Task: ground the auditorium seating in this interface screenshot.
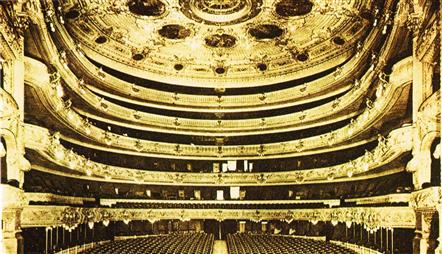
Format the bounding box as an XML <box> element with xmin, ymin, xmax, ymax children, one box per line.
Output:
<box><xmin>112</xmin><ymin>202</ymin><xmax>327</xmax><ymax>210</ymax></box>
<box><xmin>82</xmin><ymin>232</ymin><xmax>214</xmax><ymax>254</ymax></box>
<box><xmin>227</xmin><ymin>233</ymin><xmax>356</xmax><ymax>254</ymax></box>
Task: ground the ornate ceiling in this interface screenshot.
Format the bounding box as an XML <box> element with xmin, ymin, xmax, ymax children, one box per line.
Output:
<box><xmin>9</xmin><ymin>0</ymin><xmax>413</xmax><ymax>186</ymax></box>
<box><xmin>60</xmin><ymin>0</ymin><xmax>371</xmax><ymax>87</ymax></box>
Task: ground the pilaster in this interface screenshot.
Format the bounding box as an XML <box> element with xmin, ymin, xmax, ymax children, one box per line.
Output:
<box><xmin>411</xmin><ymin>187</ymin><xmax>441</xmax><ymax>254</ymax></box>
<box><xmin>0</xmin><ymin>185</ymin><xmax>26</xmax><ymax>254</ymax></box>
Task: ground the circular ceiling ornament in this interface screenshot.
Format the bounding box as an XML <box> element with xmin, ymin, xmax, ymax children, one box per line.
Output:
<box><xmin>256</xmin><ymin>63</ymin><xmax>268</xmax><ymax>71</ymax></box>
<box><xmin>214</xmin><ymin>66</ymin><xmax>227</xmax><ymax>75</ymax></box>
<box><xmin>179</xmin><ymin>0</ymin><xmax>262</xmax><ymax>25</ymax></box>
<box><xmin>249</xmin><ymin>24</ymin><xmax>284</xmax><ymax>40</ymax></box>
<box><xmin>65</xmin><ymin>9</ymin><xmax>81</xmax><ymax>19</ymax></box>
<box><xmin>128</xmin><ymin>0</ymin><xmax>166</xmax><ymax>16</ymax></box>
<box><xmin>158</xmin><ymin>24</ymin><xmax>192</xmax><ymax>40</ymax></box>
<box><xmin>174</xmin><ymin>63</ymin><xmax>184</xmax><ymax>71</ymax></box>
<box><xmin>132</xmin><ymin>53</ymin><xmax>145</xmax><ymax>61</ymax></box>
<box><xmin>95</xmin><ymin>35</ymin><xmax>108</xmax><ymax>44</ymax></box>
<box><xmin>296</xmin><ymin>52</ymin><xmax>309</xmax><ymax>62</ymax></box>
<box><xmin>205</xmin><ymin>33</ymin><xmax>237</xmax><ymax>48</ymax></box>
<box><xmin>332</xmin><ymin>36</ymin><xmax>345</xmax><ymax>46</ymax></box>
<box><xmin>274</xmin><ymin>0</ymin><xmax>313</xmax><ymax>17</ymax></box>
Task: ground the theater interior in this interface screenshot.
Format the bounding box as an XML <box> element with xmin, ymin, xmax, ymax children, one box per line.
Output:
<box><xmin>0</xmin><ymin>0</ymin><xmax>440</xmax><ymax>253</ymax></box>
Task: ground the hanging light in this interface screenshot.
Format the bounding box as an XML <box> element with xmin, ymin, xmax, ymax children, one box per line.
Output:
<box><xmin>103</xmin><ymin>132</ymin><xmax>112</xmax><ymax>146</ymax></box>
<box><xmin>362</xmin><ymin>162</ymin><xmax>369</xmax><ymax>172</ymax></box>
<box><xmin>88</xmin><ymin>221</ymin><xmax>94</xmax><ymax>229</ymax></box>
<box><xmin>56</xmin><ymin>84</ymin><xmax>64</xmax><ymax>97</ymax></box>
<box><xmin>54</xmin><ymin>148</ymin><xmax>65</xmax><ymax>160</ymax></box>
<box><xmin>327</xmin><ymin>172</ymin><xmax>334</xmax><ymax>181</ymax></box>
<box><xmin>102</xmin><ymin>220</ymin><xmax>110</xmax><ymax>227</ymax></box>
<box><xmin>68</xmin><ymin>157</ymin><xmax>78</xmax><ymax>169</ymax></box>
<box><xmin>0</xmin><ymin>142</ymin><xmax>6</xmax><ymax>157</ymax></box>
<box><xmin>331</xmin><ymin>220</ymin><xmax>338</xmax><ymax>226</ymax></box>
<box><xmin>66</xmin><ymin>109</ymin><xmax>75</xmax><ymax>121</ymax></box>
<box><xmin>49</xmin><ymin>22</ymin><xmax>55</xmax><ymax>32</ymax></box>
<box><xmin>123</xmin><ymin>219</ymin><xmax>131</xmax><ymax>225</ymax></box>
<box><xmin>310</xmin><ymin>220</ymin><xmax>319</xmax><ymax>225</ymax></box>
<box><xmin>84</xmin><ymin>125</ymin><xmax>91</xmax><ymax>135</ymax></box>
<box><xmin>98</xmin><ymin>67</ymin><xmax>105</xmax><ymax>80</ymax></box>
<box><xmin>345</xmin><ymin>221</ymin><xmax>352</xmax><ymax>228</ymax></box>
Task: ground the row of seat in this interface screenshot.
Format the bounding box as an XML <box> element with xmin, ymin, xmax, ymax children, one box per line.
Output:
<box><xmin>227</xmin><ymin>233</ymin><xmax>357</xmax><ymax>254</ymax></box>
<box><xmin>112</xmin><ymin>202</ymin><xmax>327</xmax><ymax>209</ymax></box>
<box><xmin>81</xmin><ymin>232</ymin><xmax>214</xmax><ymax>254</ymax></box>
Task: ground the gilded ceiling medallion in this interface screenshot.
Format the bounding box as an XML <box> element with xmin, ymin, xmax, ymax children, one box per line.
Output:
<box><xmin>158</xmin><ymin>24</ymin><xmax>192</xmax><ymax>39</ymax></box>
<box><xmin>179</xmin><ymin>0</ymin><xmax>262</xmax><ymax>25</ymax></box>
<box><xmin>205</xmin><ymin>33</ymin><xmax>237</xmax><ymax>48</ymax></box>
<box><xmin>249</xmin><ymin>24</ymin><xmax>284</xmax><ymax>40</ymax></box>
<box><xmin>94</xmin><ymin>35</ymin><xmax>108</xmax><ymax>44</ymax></box>
<box><xmin>274</xmin><ymin>0</ymin><xmax>313</xmax><ymax>17</ymax></box>
<box><xmin>332</xmin><ymin>36</ymin><xmax>345</xmax><ymax>46</ymax></box>
<box><xmin>214</xmin><ymin>66</ymin><xmax>227</xmax><ymax>75</ymax></box>
<box><xmin>296</xmin><ymin>52</ymin><xmax>309</xmax><ymax>61</ymax></box>
<box><xmin>174</xmin><ymin>63</ymin><xmax>185</xmax><ymax>71</ymax></box>
<box><xmin>256</xmin><ymin>63</ymin><xmax>267</xmax><ymax>71</ymax></box>
<box><xmin>132</xmin><ymin>53</ymin><xmax>145</xmax><ymax>61</ymax></box>
<box><xmin>128</xmin><ymin>0</ymin><xmax>166</xmax><ymax>16</ymax></box>
<box><xmin>65</xmin><ymin>9</ymin><xmax>81</xmax><ymax>20</ymax></box>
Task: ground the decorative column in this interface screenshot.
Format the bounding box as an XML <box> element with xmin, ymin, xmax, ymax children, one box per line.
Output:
<box><xmin>405</xmin><ymin>0</ymin><xmax>440</xmax><ymax>191</ymax></box>
<box><xmin>0</xmin><ymin>185</ymin><xmax>26</xmax><ymax>254</ymax></box>
<box><xmin>435</xmin><ymin>200</ymin><xmax>442</xmax><ymax>254</ymax></box>
<box><xmin>411</xmin><ymin>187</ymin><xmax>441</xmax><ymax>254</ymax></box>
<box><xmin>0</xmin><ymin>0</ymin><xmax>31</xmax><ymax>189</ymax></box>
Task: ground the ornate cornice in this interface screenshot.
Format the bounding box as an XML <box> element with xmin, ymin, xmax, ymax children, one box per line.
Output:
<box><xmin>26</xmin><ymin>193</ymin><xmax>412</xmax><ymax>208</ymax></box>
<box><xmin>0</xmin><ymin>4</ymin><xmax>25</xmax><ymax>60</ymax></box>
<box><xmin>345</xmin><ymin>193</ymin><xmax>411</xmax><ymax>205</ymax></box>
<box><xmin>44</xmin><ymin>0</ymin><xmax>381</xmax><ymax>87</ymax></box>
<box><xmin>416</xmin><ymin>90</ymin><xmax>441</xmax><ymax>143</ymax></box>
<box><xmin>0</xmin><ymin>184</ymin><xmax>27</xmax><ymax>208</ymax></box>
<box><xmin>415</xmin><ymin>14</ymin><xmax>439</xmax><ymax>62</ymax></box>
<box><xmin>20</xmin><ymin>205</ymin><xmax>416</xmax><ymax>229</ymax></box>
<box><xmin>24</xmin><ymin>63</ymin><xmax>411</xmax><ymax>159</ymax></box>
<box><xmin>25</xmin><ymin>124</ymin><xmax>411</xmax><ymax>185</ymax></box>
<box><xmin>40</xmin><ymin>0</ymin><xmax>396</xmax><ymax>112</ymax></box>
<box><xmin>24</xmin><ymin>56</ymin><xmax>363</xmax><ymax>137</ymax></box>
<box><xmin>410</xmin><ymin>187</ymin><xmax>441</xmax><ymax>209</ymax></box>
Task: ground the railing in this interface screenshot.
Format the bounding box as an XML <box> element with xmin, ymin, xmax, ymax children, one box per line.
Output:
<box><xmin>25</xmin><ymin>192</ymin><xmax>95</xmax><ymax>206</ymax></box>
<box><xmin>24</xmin><ymin>124</ymin><xmax>411</xmax><ymax>185</ymax></box>
<box><xmin>54</xmin><ymin>240</ymin><xmax>110</xmax><ymax>254</ymax></box>
<box><xmin>100</xmin><ymin>198</ymin><xmax>341</xmax><ymax>207</ymax></box>
<box><xmin>20</xmin><ymin>205</ymin><xmax>416</xmax><ymax>229</ymax></box>
<box><xmin>331</xmin><ymin>241</ymin><xmax>383</xmax><ymax>254</ymax></box>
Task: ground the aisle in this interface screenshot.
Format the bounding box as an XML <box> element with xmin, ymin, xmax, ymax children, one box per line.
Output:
<box><xmin>213</xmin><ymin>240</ymin><xmax>228</xmax><ymax>254</ymax></box>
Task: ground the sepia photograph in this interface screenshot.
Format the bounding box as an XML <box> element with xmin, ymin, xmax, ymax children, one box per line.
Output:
<box><xmin>0</xmin><ymin>0</ymin><xmax>440</xmax><ymax>253</ymax></box>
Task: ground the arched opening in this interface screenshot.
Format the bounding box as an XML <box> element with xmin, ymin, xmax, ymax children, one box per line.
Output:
<box><xmin>1</xmin><ymin>137</ymin><xmax>7</xmax><ymax>183</ymax></box>
<box><xmin>0</xmin><ymin>60</ymin><xmax>4</xmax><ymax>89</ymax></box>
<box><xmin>430</xmin><ymin>137</ymin><xmax>441</xmax><ymax>186</ymax></box>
